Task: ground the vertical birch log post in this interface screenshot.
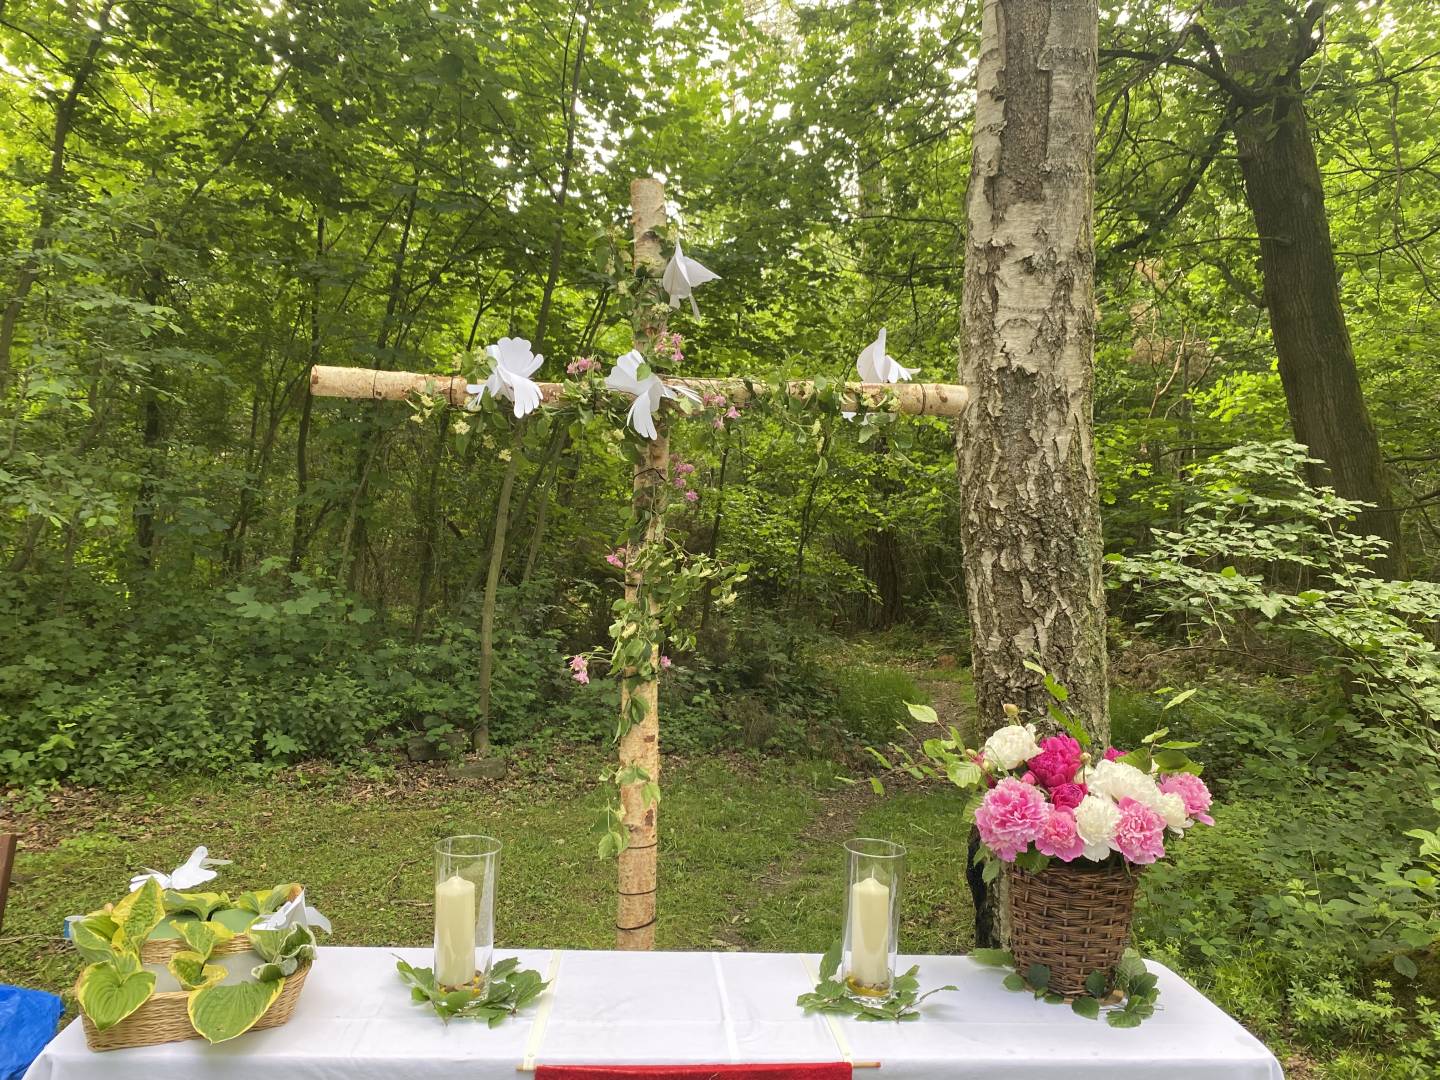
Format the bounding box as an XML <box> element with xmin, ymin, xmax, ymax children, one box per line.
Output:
<box><xmin>616</xmin><ymin>178</ymin><xmax>667</xmax><ymax>950</ymax></box>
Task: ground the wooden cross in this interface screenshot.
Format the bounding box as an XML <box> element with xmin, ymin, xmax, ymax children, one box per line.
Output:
<box><xmin>309</xmin><ymin>179</ymin><xmax>969</xmax><ymax>950</ymax></box>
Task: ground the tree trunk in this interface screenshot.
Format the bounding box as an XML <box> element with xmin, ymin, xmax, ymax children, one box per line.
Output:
<box><xmin>616</xmin><ymin>177</ymin><xmax>667</xmax><ymax>951</ymax></box>
<box><xmin>0</xmin><ymin>1</ymin><xmax>115</xmax><ymax>389</ymax></box>
<box><xmin>958</xmin><ymin>0</ymin><xmax>1108</xmax><ymax>946</ymax></box>
<box><xmin>1228</xmin><ymin>68</ymin><xmax>1403</xmax><ymax>574</ymax></box>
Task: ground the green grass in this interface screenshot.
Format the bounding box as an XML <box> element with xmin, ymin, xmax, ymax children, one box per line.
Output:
<box><xmin>0</xmin><ymin>748</ymin><xmax>972</xmax><ymax>1011</ymax></box>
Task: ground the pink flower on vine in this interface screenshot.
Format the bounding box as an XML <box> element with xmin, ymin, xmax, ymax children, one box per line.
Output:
<box><xmin>568</xmin><ymin>655</ymin><xmax>590</xmax><ymax>685</ymax></box>
<box><xmin>605</xmin><ymin>547</ymin><xmax>628</xmax><ymax>569</ymax></box>
<box><xmin>702</xmin><ymin>392</ymin><xmax>727</xmax><ymax>408</ymax></box>
<box><xmin>725</xmin><ymin>405</ymin><xmax>740</xmax><ymax>420</ymax></box>
<box><xmin>660</xmin><ymin>655</ymin><xmax>672</xmax><ymax>669</ymax></box>
<box><xmin>567</xmin><ymin>356</ymin><xmax>598</xmax><ymax>376</ymax></box>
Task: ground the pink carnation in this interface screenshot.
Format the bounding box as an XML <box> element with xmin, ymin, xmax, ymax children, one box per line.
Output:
<box><xmin>1027</xmin><ymin>735</ymin><xmax>1083</xmax><ymax>789</ymax></box>
<box><xmin>1050</xmin><ymin>782</ymin><xmax>1087</xmax><ymax>811</ymax></box>
<box><xmin>1158</xmin><ymin>772</ymin><xmax>1214</xmax><ymax>826</ymax></box>
<box><xmin>1112</xmin><ymin>797</ymin><xmax>1166</xmax><ymax>864</ymax></box>
<box><xmin>1035</xmin><ymin>807</ymin><xmax>1085</xmax><ymax>862</ymax></box>
<box><xmin>974</xmin><ymin>778</ymin><xmax>1048</xmax><ymax>862</ymax></box>
<box><xmin>1103</xmin><ymin>746</ymin><xmax>1126</xmax><ymax>762</ymax></box>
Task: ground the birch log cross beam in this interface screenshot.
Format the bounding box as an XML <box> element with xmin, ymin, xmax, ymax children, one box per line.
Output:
<box><xmin>307</xmin><ymin>177</ymin><xmax>970</xmax><ymax>951</ymax></box>
<box><xmin>307</xmin><ymin>367</ymin><xmax>971</xmax><ymax>419</ymax></box>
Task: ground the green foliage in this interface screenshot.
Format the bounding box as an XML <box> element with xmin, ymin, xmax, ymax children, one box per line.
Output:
<box><xmin>394</xmin><ymin>956</ymin><xmax>549</xmax><ymax>1026</ymax></box>
<box><xmin>831</xmin><ymin>666</ymin><xmax>928</xmax><ymax>745</ymax></box>
<box><xmin>795</xmin><ymin>940</ymin><xmax>955</xmax><ymax>1022</ymax></box>
<box><xmin>990</xmin><ymin>947</ymin><xmax>1161</xmax><ymax>1027</ymax></box>
<box><xmin>187</xmin><ymin>978</ymin><xmax>286</xmax><ymax>1044</ymax></box>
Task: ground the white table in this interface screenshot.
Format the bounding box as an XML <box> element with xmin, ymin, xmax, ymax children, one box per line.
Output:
<box><xmin>26</xmin><ymin>947</ymin><xmax>1283</xmax><ymax>1079</ymax></box>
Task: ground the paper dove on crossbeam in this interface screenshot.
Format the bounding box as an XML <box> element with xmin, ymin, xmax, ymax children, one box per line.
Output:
<box><xmin>604</xmin><ymin>350</ymin><xmax>701</xmax><ymax>441</ymax></box>
<box><xmin>466</xmin><ymin>337</ymin><xmax>544</xmax><ymax>419</ymax></box>
<box><xmin>250</xmin><ymin>888</ymin><xmax>333</xmax><ymax>934</ymax></box>
<box><xmin>661</xmin><ymin>241</ymin><xmax>720</xmax><ymax>317</ymax></box>
<box><xmin>129</xmin><ymin>846</ymin><xmax>231</xmax><ymax>893</ymax></box>
<box><xmin>845</xmin><ymin>327</ymin><xmax>917</xmax><ymax>420</ymax></box>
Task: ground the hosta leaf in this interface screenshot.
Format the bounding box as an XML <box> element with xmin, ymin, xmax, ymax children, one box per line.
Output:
<box><xmin>77</xmin><ymin>962</ymin><xmax>156</xmax><ymax>1031</ymax></box>
<box><xmin>112</xmin><ymin>878</ymin><xmax>166</xmax><ymax>951</ymax></box>
<box><xmin>164</xmin><ymin>890</ymin><xmax>230</xmax><ymax>921</ymax></box>
<box><xmin>252</xmin><ymin>956</ymin><xmax>299</xmax><ymax>981</ymax></box>
<box><xmin>177</xmin><ymin>920</ymin><xmax>235</xmax><ymax>962</ymax></box>
<box><xmin>250</xmin><ymin>924</ymin><xmax>316</xmax><ymax>965</ymax></box>
<box><xmin>169</xmin><ymin>950</ymin><xmax>227</xmax><ymax>991</ymax></box>
<box><xmin>72</xmin><ymin>916</ymin><xmax>120</xmax><ymax>964</ymax></box>
<box><xmin>188</xmin><ymin>978</ymin><xmax>285</xmax><ymax>1043</ymax></box>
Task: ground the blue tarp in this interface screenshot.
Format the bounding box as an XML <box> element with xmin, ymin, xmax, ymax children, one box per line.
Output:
<box><xmin>0</xmin><ymin>985</ymin><xmax>63</xmax><ymax>1080</ymax></box>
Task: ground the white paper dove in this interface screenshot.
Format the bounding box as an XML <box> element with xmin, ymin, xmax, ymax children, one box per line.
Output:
<box><xmin>661</xmin><ymin>242</ymin><xmax>720</xmax><ymax>317</ymax></box>
<box><xmin>857</xmin><ymin>327</ymin><xmax>917</xmax><ymax>384</ymax></box>
<box><xmin>604</xmin><ymin>350</ymin><xmax>700</xmax><ymax>440</ymax></box>
<box><xmin>129</xmin><ymin>846</ymin><xmax>231</xmax><ymax>893</ymax></box>
<box><xmin>251</xmin><ymin>888</ymin><xmax>333</xmax><ymax>934</ymax></box>
<box><xmin>845</xmin><ymin>327</ymin><xmax>917</xmax><ymax>420</ymax></box>
<box><xmin>467</xmin><ymin>337</ymin><xmax>544</xmax><ymax>418</ymax></box>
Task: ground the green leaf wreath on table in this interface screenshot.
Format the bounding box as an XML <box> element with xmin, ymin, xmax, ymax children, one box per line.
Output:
<box><xmin>796</xmin><ymin>941</ymin><xmax>956</xmax><ymax>1022</ymax></box>
<box><xmin>72</xmin><ymin>877</ymin><xmax>325</xmax><ymax>1043</ymax></box>
<box><xmin>395</xmin><ymin>956</ymin><xmax>549</xmax><ymax>1026</ymax></box>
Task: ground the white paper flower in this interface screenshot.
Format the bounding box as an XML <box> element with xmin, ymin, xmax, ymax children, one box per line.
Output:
<box><xmin>1074</xmin><ymin>795</ymin><xmax>1120</xmax><ymax>861</ymax></box>
<box><xmin>1088</xmin><ymin>759</ymin><xmax>1163</xmax><ymax>809</ymax></box>
<box><xmin>468</xmin><ymin>337</ymin><xmax>544</xmax><ymax>419</ymax></box>
<box><xmin>1157</xmin><ymin>791</ymin><xmax>1189</xmax><ymax>832</ymax></box>
<box><xmin>603</xmin><ymin>349</ymin><xmax>700</xmax><ymax>440</ymax></box>
<box><xmin>251</xmin><ymin>888</ymin><xmax>332</xmax><ymax>935</ymax></box>
<box><xmin>129</xmin><ymin>846</ymin><xmax>231</xmax><ymax>893</ymax></box>
<box><xmin>661</xmin><ymin>241</ymin><xmax>720</xmax><ymax>316</ymax></box>
<box><xmin>981</xmin><ymin>723</ymin><xmax>1041</xmax><ymax>771</ymax></box>
<box><xmin>857</xmin><ymin>328</ymin><xmax>917</xmax><ymax>384</ymax></box>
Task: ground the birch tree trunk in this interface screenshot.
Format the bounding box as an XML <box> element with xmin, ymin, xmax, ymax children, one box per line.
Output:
<box><xmin>958</xmin><ymin>0</ymin><xmax>1107</xmax><ymax>946</ymax></box>
<box><xmin>616</xmin><ymin>177</ymin><xmax>667</xmax><ymax>951</ymax></box>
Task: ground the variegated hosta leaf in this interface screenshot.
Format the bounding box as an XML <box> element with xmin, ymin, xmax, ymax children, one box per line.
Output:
<box><xmin>168</xmin><ymin>949</ymin><xmax>227</xmax><ymax>991</ymax></box>
<box><xmin>112</xmin><ymin>878</ymin><xmax>166</xmax><ymax>951</ymax></box>
<box><xmin>249</xmin><ymin>923</ymin><xmax>315</xmax><ymax>965</ymax></box>
<box><xmin>176</xmin><ymin>919</ymin><xmax>235</xmax><ymax>962</ymax></box>
<box><xmin>212</xmin><ymin>907</ymin><xmax>257</xmax><ymax>934</ymax></box>
<box><xmin>233</xmin><ymin>883</ymin><xmax>296</xmax><ymax>916</ymax></box>
<box><xmin>187</xmin><ymin>977</ymin><xmax>285</xmax><ymax>1043</ymax></box>
<box><xmin>163</xmin><ymin>890</ymin><xmax>231</xmax><ymax>921</ymax></box>
<box><xmin>251</xmin><ymin>955</ymin><xmax>298</xmax><ymax>981</ymax></box>
<box><xmin>77</xmin><ymin>962</ymin><xmax>156</xmax><ymax>1031</ymax></box>
<box><xmin>71</xmin><ymin>914</ymin><xmax>121</xmax><ymax>964</ymax></box>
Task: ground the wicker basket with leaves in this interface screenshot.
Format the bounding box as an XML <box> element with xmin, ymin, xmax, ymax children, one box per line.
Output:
<box><xmin>1007</xmin><ymin>859</ymin><xmax>1140</xmax><ymax>996</ymax></box>
<box><xmin>72</xmin><ymin>879</ymin><xmax>326</xmax><ymax>1051</ymax></box>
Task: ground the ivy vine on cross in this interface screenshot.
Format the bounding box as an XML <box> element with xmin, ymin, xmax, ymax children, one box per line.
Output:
<box><xmin>309</xmin><ymin>178</ymin><xmax>970</xmax><ymax>951</ymax></box>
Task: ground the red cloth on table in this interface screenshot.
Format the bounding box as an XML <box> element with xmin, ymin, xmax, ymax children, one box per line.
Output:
<box><xmin>536</xmin><ymin>1065</ymin><xmax>853</xmax><ymax>1080</ymax></box>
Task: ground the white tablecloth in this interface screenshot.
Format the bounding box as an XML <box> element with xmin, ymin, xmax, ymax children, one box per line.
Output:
<box><xmin>25</xmin><ymin>947</ymin><xmax>1283</xmax><ymax>1079</ymax></box>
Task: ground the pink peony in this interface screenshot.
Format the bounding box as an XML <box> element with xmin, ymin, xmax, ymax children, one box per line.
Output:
<box><xmin>1035</xmin><ymin>807</ymin><xmax>1085</xmax><ymax>862</ymax></box>
<box><xmin>1158</xmin><ymin>772</ymin><xmax>1215</xmax><ymax>826</ymax></box>
<box><xmin>1021</xmin><ymin>771</ymin><xmax>1037</xmax><ymax>785</ymax></box>
<box><xmin>1050</xmin><ymin>782</ymin><xmax>1087</xmax><ymax>811</ymax></box>
<box><xmin>1103</xmin><ymin>746</ymin><xmax>1126</xmax><ymax>762</ymax></box>
<box><xmin>1028</xmin><ymin>735</ymin><xmax>1083</xmax><ymax>789</ymax></box>
<box><xmin>1112</xmin><ymin>797</ymin><xmax>1166</xmax><ymax>864</ymax></box>
<box><xmin>974</xmin><ymin>778</ymin><xmax>1048</xmax><ymax>862</ymax></box>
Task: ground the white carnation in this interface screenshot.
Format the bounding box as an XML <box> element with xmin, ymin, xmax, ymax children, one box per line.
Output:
<box><xmin>1088</xmin><ymin>759</ymin><xmax>1162</xmax><ymax>809</ymax></box>
<box><xmin>1157</xmin><ymin>792</ymin><xmax>1189</xmax><ymax>832</ymax></box>
<box><xmin>1074</xmin><ymin>795</ymin><xmax>1120</xmax><ymax>861</ymax></box>
<box><xmin>981</xmin><ymin>723</ymin><xmax>1041</xmax><ymax>771</ymax></box>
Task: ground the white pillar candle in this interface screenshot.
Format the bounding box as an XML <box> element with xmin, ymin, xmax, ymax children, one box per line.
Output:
<box><xmin>434</xmin><ymin>873</ymin><xmax>477</xmax><ymax>987</ymax></box>
<box><xmin>848</xmin><ymin>874</ymin><xmax>891</xmax><ymax>988</ymax></box>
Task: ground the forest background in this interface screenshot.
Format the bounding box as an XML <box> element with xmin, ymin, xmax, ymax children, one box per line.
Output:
<box><xmin>4</xmin><ymin>1</ymin><xmax>1440</xmax><ymax>1075</ymax></box>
